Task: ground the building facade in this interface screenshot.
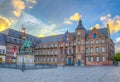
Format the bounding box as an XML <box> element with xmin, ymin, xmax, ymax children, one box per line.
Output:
<box><xmin>0</xmin><ymin>33</ymin><xmax>6</xmax><ymax>62</ymax></box>
<box><xmin>1</xmin><ymin>19</ymin><xmax>115</xmax><ymax>66</ymax></box>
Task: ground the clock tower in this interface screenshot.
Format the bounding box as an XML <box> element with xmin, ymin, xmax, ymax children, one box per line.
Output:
<box><xmin>75</xmin><ymin>19</ymin><xmax>86</xmax><ymax>66</ymax></box>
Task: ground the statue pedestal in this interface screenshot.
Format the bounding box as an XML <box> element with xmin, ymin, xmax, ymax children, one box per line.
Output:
<box><xmin>17</xmin><ymin>55</ymin><xmax>34</xmax><ymax>65</ymax></box>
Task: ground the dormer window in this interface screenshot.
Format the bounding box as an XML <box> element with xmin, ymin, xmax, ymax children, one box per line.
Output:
<box><xmin>93</xmin><ymin>33</ymin><xmax>96</xmax><ymax>38</ymax></box>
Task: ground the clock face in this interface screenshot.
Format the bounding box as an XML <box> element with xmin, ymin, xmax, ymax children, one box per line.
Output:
<box><xmin>77</xmin><ymin>32</ymin><xmax>81</xmax><ymax>35</ymax></box>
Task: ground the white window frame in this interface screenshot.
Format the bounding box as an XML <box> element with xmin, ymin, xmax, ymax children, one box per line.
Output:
<box><xmin>102</xmin><ymin>56</ymin><xmax>105</xmax><ymax>62</ymax></box>
<box><xmin>90</xmin><ymin>57</ymin><xmax>93</xmax><ymax>62</ymax></box>
<box><xmin>96</xmin><ymin>40</ymin><xmax>98</xmax><ymax>44</ymax></box>
<box><xmin>96</xmin><ymin>57</ymin><xmax>99</xmax><ymax>62</ymax></box>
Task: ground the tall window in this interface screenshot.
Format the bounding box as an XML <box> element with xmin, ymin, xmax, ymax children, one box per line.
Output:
<box><xmin>96</xmin><ymin>57</ymin><xmax>99</xmax><ymax>62</ymax></box>
<box><xmin>44</xmin><ymin>58</ymin><xmax>46</xmax><ymax>62</ymax></box>
<box><xmin>96</xmin><ymin>40</ymin><xmax>98</xmax><ymax>44</ymax></box>
<box><xmin>90</xmin><ymin>47</ymin><xmax>93</xmax><ymax>54</ymax></box>
<box><xmin>93</xmin><ymin>33</ymin><xmax>97</xmax><ymax>38</ymax></box>
<box><xmin>90</xmin><ymin>40</ymin><xmax>93</xmax><ymax>45</ymax></box>
<box><xmin>55</xmin><ymin>50</ymin><xmax>57</xmax><ymax>54</ymax></box>
<box><xmin>78</xmin><ymin>40</ymin><xmax>80</xmax><ymax>44</ymax></box>
<box><xmin>51</xmin><ymin>58</ymin><xmax>53</xmax><ymax>62</ymax></box>
<box><xmin>86</xmin><ymin>41</ymin><xmax>88</xmax><ymax>45</ymax></box>
<box><xmin>69</xmin><ymin>48</ymin><xmax>71</xmax><ymax>54</ymax></box>
<box><xmin>86</xmin><ymin>57</ymin><xmax>89</xmax><ymax>62</ymax></box>
<box><xmin>96</xmin><ymin>47</ymin><xmax>99</xmax><ymax>53</ymax></box>
<box><xmin>73</xmin><ymin>49</ymin><xmax>75</xmax><ymax>54</ymax></box>
<box><xmin>64</xmin><ymin>49</ymin><xmax>67</xmax><ymax>54</ymax></box>
<box><xmin>60</xmin><ymin>58</ymin><xmax>62</xmax><ymax>62</ymax></box>
<box><xmin>60</xmin><ymin>48</ymin><xmax>63</xmax><ymax>54</ymax></box>
<box><xmin>102</xmin><ymin>56</ymin><xmax>106</xmax><ymax>61</ymax></box>
<box><xmin>102</xmin><ymin>40</ymin><xmax>105</xmax><ymax>44</ymax></box>
<box><xmin>85</xmin><ymin>48</ymin><xmax>88</xmax><ymax>53</ymax></box>
<box><xmin>55</xmin><ymin>58</ymin><xmax>57</xmax><ymax>62</ymax></box>
<box><xmin>90</xmin><ymin>57</ymin><xmax>93</xmax><ymax>62</ymax></box>
<box><xmin>3</xmin><ymin>50</ymin><xmax>5</xmax><ymax>54</ymax></box>
<box><xmin>102</xmin><ymin>47</ymin><xmax>105</xmax><ymax>52</ymax></box>
<box><xmin>49</xmin><ymin>58</ymin><xmax>51</xmax><ymax>62</ymax></box>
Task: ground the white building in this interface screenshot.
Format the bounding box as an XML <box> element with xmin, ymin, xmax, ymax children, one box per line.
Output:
<box><xmin>0</xmin><ymin>33</ymin><xmax>6</xmax><ymax>62</ymax></box>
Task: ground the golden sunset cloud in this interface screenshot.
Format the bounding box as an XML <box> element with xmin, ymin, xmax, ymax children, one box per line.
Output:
<box><xmin>0</xmin><ymin>16</ymin><xmax>11</xmax><ymax>32</ymax></box>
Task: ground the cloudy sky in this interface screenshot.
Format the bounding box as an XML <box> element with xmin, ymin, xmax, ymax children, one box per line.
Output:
<box><xmin>0</xmin><ymin>0</ymin><xmax>120</xmax><ymax>53</ymax></box>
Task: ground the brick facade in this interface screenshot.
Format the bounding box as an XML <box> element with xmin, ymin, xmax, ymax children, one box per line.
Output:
<box><xmin>1</xmin><ymin>19</ymin><xmax>115</xmax><ymax>66</ymax></box>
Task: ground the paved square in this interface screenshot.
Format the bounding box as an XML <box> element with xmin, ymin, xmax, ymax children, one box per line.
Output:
<box><xmin>0</xmin><ymin>66</ymin><xmax>120</xmax><ymax>82</ymax></box>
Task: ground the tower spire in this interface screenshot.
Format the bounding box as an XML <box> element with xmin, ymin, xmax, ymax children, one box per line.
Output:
<box><xmin>75</xmin><ymin>19</ymin><xmax>86</xmax><ymax>31</ymax></box>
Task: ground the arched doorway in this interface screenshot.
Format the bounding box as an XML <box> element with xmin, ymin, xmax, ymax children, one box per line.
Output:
<box><xmin>0</xmin><ymin>57</ymin><xmax>2</xmax><ymax>62</ymax></box>
<box><xmin>77</xmin><ymin>60</ymin><xmax>81</xmax><ymax>66</ymax></box>
<box><xmin>68</xmin><ymin>58</ymin><xmax>72</xmax><ymax>65</ymax></box>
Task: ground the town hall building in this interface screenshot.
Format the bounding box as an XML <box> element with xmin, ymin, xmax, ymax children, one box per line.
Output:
<box><xmin>0</xmin><ymin>19</ymin><xmax>115</xmax><ymax>66</ymax></box>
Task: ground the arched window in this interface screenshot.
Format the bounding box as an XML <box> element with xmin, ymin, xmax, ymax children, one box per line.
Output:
<box><xmin>93</xmin><ymin>33</ymin><xmax>97</xmax><ymax>38</ymax></box>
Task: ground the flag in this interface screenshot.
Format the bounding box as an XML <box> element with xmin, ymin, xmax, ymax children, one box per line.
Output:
<box><xmin>13</xmin><ymin>48</ymin><xmax>17</xmax><ymax>57</ymax></box>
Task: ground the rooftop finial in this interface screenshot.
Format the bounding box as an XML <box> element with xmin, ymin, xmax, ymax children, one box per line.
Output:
<box><xmin>78</xmin><ymin>19</ymin><xmax>82</xmax><ymax>26</ymax></box>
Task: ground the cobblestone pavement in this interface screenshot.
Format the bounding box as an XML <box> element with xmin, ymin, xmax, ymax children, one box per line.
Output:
<box><xmin>0</xmin><ymin>66</ymin><xmax>120</xmax><ymax>82</ymax></box>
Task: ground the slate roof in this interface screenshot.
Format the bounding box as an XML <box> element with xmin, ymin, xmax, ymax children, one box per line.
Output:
<box><xmin>40</xmin><ymin>34</ymin><xmax>64</xmax><ymax>43</ymax></box>
<box><xmin>40</xmin><ymin>28</ymin><xmax>109</xmax><ymax>43</ymax></box>
<box><xmin>0</xmin><ymin>33</ymin><xmax>6</xmax><ymax>46</ymax></box>
<box><xmin>0</xmin><ymin>28</ymin><xmax>109</xmax><ymax>44</ymax></box>
<box><xmin>1</xmin><ymin>28</ymin><xmax>41</xmax><ymax>44</ymax></box>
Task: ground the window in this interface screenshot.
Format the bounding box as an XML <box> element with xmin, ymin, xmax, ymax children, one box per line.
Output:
<box><xmin>96</xmin><ymin>47</ymin><xmax>99</xmax><ymax>53</ymax></box>
<box><xmin>85</xmin><ymin>48</ymin><xmax>88</xmax><ymax>53</ymax></box>
<box><xmin>60</xmin><ymin>48</ymin><xmax>63</xmax><ymax>54</ymax></box>
<box><xmin>90</xmin><ymin>57</ymin><xmax>93</xmax><ymax>62</ymax></box>
<box><xmin>55</xmin><ymin>50</ymin><xmax>57</xmax><ymax>54</ymax></box>
<box><xmin>86</xmin><ymin>57</ymin><xmax>89</xmax><ymax>62</ymax></box>
<box><xmin>102</xmin><ymin>56</ymin><xmax>105</xmax><ymax>61</ymax></box>
<box><xmin>55</xmin><ymin>58</ymin><xmax>57</xmax><ymax>62</ymax></box>
<box><xmin>3</xmin><ymin>50</ymin><xmax>5</xmax><ymax>54</ymax></box>
<box><xmin>93</xmin><ymin>33</ymin><xmax>96</xmax><ymax>38</ymax></box>
<box><xmin>55</xmin><ymin>44</ymin><xmax>57</xmax><ymax>47</ymax></box>
<box><xmin>48</xmin><ymin>50</ymin><xmax>49</xmax><ymax>55</ymax></box>
<box><xmin>102</xmin><ymin>47</ymin><xmax>105</xmax><ymax>52</ymax></box>
<box><xmin>90</xmin><ymin>40</ymin><xmax>93</xmax><ymax>44</ymax></box>
<box><xmin>90</xmin><ymin>47</ymin><xmax>93</xmax><ymax>54</ymax></box>
<box><xmin>40</xmin><ymin>58</ymin><xmax>42</xmax><ymax>62</ymax></box>
<box><xmin>60</xmin><ymin>58</ymin><xmax>62</xmax><ymax>62</ymax></box>
<box><xmin>14</xmin><ymin>39</ymin><xmax>17</xmax><ymax>43</ymax></box>
<box><xmin>51</xmin><ymin>58</ymin><xmax>53</xmax><ymax>62</ymax></box>
<box><xmin>51</xmin><ymin>50</ymin><xmax>53</xmax><ymax>55</ymax></box>
<box><xmin>47</xmin><ymin>58</ymin><xmax>49</xmax><ymax>62</ymax></box>
<box><xmin>86</xmin><ymin>41</ymin><xmax>88</xmax><ymax>45</ymax></box>
<box><xmin>96</xmin><ymin>57</ymin><xmax>99</xmax><ymax>62</ymax></box>
<box><xmin>74</xmin><ymin>42</ymin><xmax>76</xmax><ymax>45</ymax></box>
<box><xmin>96</xmin><ymin>40</ymin><xmax>98</xmax><ymax>44</ymax></box>
<box><xmin>69</xmin><ymin>48</ymin><xmax>71</xmax><ymax>54</ymax></box>
<box><xmin>64</xmin><ymin>49</ymin><xmax>67</xmax><ymax>54</ymax></box>
<box><xmin>44</xmin><ymin>58</ymin><xmax>46</xmax><ymax>62</ymax></box>
<box><xmin>102</xmin><ymin>40</ymin><xmax>105</xmax><ymax>44</ymax></box>
<box><xmin>73</xmin><ymin>49</ymin><xmax>75</xmax><ymax>54</ymax></box>
<box><xmin>78</xmin><ymin>40</ymin><xmax>80</xmax><ymax>44</ymax></box>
